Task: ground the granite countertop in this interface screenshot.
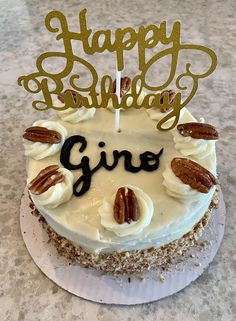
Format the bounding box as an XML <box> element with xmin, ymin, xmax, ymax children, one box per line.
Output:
<box><xmin>1</xmin><ymin>0</ymin><xmax>236</xmax><ymax>320</ymax></box>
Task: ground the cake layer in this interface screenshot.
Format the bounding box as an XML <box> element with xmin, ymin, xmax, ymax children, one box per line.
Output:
<box><xmin>27</xmin><ymin>107</ymin><xmax>217</xmax><ymax>254</ymax></box>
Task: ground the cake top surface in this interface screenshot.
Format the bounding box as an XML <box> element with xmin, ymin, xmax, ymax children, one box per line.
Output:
<box><xmin>25</xmin><ymin>106</ymin><xmax>217</xmax><ymax>253</ymax></box>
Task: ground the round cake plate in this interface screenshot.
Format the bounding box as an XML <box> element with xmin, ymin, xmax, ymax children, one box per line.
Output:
<box><xmin>20</xmin><ymin>187</ymin><xmax>225</xmax><ymax>305</ymax></box>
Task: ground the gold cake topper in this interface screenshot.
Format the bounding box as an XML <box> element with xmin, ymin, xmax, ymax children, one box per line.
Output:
<box><xmin>18</xmin><ymin>9</ymin><xmax>217</xmax><ymax>130</ymax></box>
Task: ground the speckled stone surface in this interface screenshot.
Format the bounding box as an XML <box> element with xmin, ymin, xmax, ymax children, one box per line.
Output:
<box><xmin>0</xmin><ymin>0</ymin><xmax>236</xmax><ymax>320</ymax></box>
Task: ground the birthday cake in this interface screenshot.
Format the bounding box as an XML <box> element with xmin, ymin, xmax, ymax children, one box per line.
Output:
<box><xmin>23</xmin><ymin>84</ymin><xmax>219</xmax><ymax>274</ymax></box>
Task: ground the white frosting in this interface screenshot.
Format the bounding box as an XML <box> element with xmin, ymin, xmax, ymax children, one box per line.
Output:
<box><xmin>99</xmin><ymin>185</ymin><xmax>154</xmax><ymax>237</ymax></box>
<box><xmin>146</xmin><ymin>106</ymin><xmax>187</xmax><ymax>129</ymax></box>
<box><xmin>26</xmin><ymin>108</ymin><xmax>217</xmax><ymax>254</ymax></box>
<box><xmin>162</xmin><ymin>165</ymin><xmax>215</xmax><ymax>202</ymax></box>
<box><xmin>55</xmin><ymin>99</ymin><xmax>96</xmax><ymax>123</ymax></box>
<box><xmin>29</xmin><ymin>168</ymin><xmax>73</xmax><ymax>209</ymax></box>
<box><xmin>24</xmin><ymin>120</ymin><xmax>67</xmax><ymax>160</ymax></box>
<box><xmin>172</xmin><ymin>125</ymin><xmax>216</xmax><ymax>160</ymax></box>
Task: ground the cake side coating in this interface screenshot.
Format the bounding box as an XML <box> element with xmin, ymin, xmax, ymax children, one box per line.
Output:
<box><xmin>30</xmin><ymin>191</ymin><xmax>219</xmax><ymax>274</ymax></box>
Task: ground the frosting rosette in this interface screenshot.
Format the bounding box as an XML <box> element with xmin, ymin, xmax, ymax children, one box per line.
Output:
<box><xmin>54</xmin><ymin>99</ymin><xmax>96</xmax><ymax>123</ymax></box>
<box><xmin>29</xmin><ymin>167</ymin><xmax>73</xmax><ymax>209</ymax></box>
<box><xmin>171</xmin><ymin>123</ymin><xmax>216</xmax><ymax>160</ymax></box>
<box><xmin>24</xmin><ymin>120</ymin><xmax>67</xmax><ymax>160</ymax></box>
<box><xmin>162</xmin><ymin>164</ymin><xmax>216</xmax><ymax>202</ymax></box>
<box><xmin>98</xmin><ymin>185</ymin><xmax>154</xmax><ymax>237</ymax></box>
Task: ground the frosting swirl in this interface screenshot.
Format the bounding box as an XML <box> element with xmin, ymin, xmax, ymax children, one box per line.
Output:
<box><xmin>162</xmin><ymin>164</ymin><xmax>215</xmax><ymax>202</ymax></box>
<box><xmin>171</xmin><ymin>124</ymin><xmax>216</xmax><ymax>160</ymax></box>
<box><xmin>98</xmin><ymin>185</ymin><xmax>154</xmax><ymax>237</ymax></box>
<box><xmin>29</xmin><ymin>168</ymin><xmax>73</xmax><ymax>209</ymax></box>
<box><xmin>55</xmin><ymin>99</ymin><xmax>96</xmax><ymax>123</ymax></box>
<box><xmin>24</xmin><ymin>120</ymin><xmax>67</xmax><ymax>160</ymax></box>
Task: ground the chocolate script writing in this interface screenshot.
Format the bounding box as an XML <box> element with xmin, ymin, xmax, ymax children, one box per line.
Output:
<box><xmin>60</xmin><ymin>135</ymin><xmax>164</xmax><ymax>197</ymax></box>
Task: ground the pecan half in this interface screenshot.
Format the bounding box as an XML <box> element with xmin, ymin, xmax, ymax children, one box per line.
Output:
<box><xmin>23</xmin><ymin>126</ymin><xmax>62</xmax><ymax>144</ymax></box>
<box><xmin>58</xmin><ymin>89</ymin><xmax>82</xmax><ymax>107</ymax></box>
<box><xmin>158</xmin><ymin>89</ymin><xmax>176</xmax><ymax>113</ymax></box>
<box><xmin>177</xmin><ymin>122</ymin><xmax>219</xmax><ymax>140</ymax></box>
<box><xmin>113</xmin><ymin>187</ymin><xmax>140</xmax><ymax>224</ymax></box>
<box><xmin>29</xmin><ymin>165</ymin><xmax>65</xmax><ymax>195</ymax></box>
<box><xmin>112</xmin><ymin>77</ymin><xmax>132</xmax><ymax>97</ymax></box>
<box><xmin>171</xmin><ymin>158</ymin><xmax>218</xmax><ymax>193</ymax></box>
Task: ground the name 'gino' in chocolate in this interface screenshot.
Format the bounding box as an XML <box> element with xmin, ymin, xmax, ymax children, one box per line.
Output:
<box><xmin>60</xmin><ymin>135</ymin><xmax>164</xmax><ymax>197</ymax></box>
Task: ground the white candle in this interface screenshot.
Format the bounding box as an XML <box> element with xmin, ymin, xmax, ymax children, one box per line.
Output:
<box><xmin>115</xmin><ymin>70</ymin><xmax>121</xmax><ymax>132</ymax></box>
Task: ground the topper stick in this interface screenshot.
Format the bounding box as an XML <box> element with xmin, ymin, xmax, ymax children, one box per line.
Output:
<box><xmin>115</xmin><ymin>69</ymin><xmax>121</xmax><ymax>132</ymax></box>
